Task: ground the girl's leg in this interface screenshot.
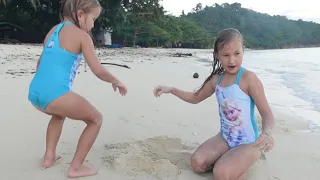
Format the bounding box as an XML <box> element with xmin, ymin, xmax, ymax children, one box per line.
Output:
<box><xmin>45</xmin><ymin>92</ymin><xmax>103</xmax><ymax>178</ymax></box>
<box><xmin>237</xmin><ymin>173</ymin><xmax>247</xmax><ymax>180</ymax></box>
<box><xmin>33</xmin><ymin>106</ymin><xmax>66</xmax><ymax>168</ymax></box>
<box><xmin>212</xmin><ymin>144</ymin><xmax>261</xmax><ymax>180</ymax></box>
<box><xmin>190</xmin><ymin>133</ymin><xmax>229</xmax><ymax>173</ymax></box>
<box><xmin>43</xmin><ymin>115</ymin><xmax>66</xmax><ymax>168</ymax></box>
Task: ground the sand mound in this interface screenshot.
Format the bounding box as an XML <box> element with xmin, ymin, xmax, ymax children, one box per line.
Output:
<box><xmin>103</xmin><ymin>136</ymin><xmax>197</xmax><ymax>179</ymax></box>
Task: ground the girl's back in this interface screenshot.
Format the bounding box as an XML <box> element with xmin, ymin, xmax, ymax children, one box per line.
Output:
<box><xmin>32</xmin><ymin>21</ymin><xmax>84</xmax><ymax>91</ymax></box>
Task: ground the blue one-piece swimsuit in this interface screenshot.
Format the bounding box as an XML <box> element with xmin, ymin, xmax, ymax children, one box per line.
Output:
<box><xmin>28</xmin><ymin>21</ymin><xmax>83</xmax><ymax>110</ymax></box>
<box><xmin>215</xmin><ymin>67</ymin><xmax>260</xmax><ymax>149</ymax></box>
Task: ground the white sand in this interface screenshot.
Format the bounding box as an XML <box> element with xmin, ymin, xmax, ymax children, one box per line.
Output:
<box><xmin>0</xmin><ymin>44</ymin><xmax>319</xmax><ymax>180</ymax></box>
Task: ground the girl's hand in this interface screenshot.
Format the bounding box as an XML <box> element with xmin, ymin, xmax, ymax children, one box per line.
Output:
<box><xmin>112</xmin><ymin>81</ymin><xmax>127</xmax><ymax>96</ymax></box>
<box><xmin>153</xmin><ymin>85</ymin><xmax>173</xmax><ymax>97</ymax></box>
<box><xmin>254</xmin><ymin>132</ymin><xmax>274</xmax><ymax>153</ymax></box>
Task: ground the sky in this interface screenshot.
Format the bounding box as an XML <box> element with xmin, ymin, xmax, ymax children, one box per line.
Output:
<box><xmin>161</xmin><ymin>0</ymin><xmax>320</xmax><ymax>23</ymax></box>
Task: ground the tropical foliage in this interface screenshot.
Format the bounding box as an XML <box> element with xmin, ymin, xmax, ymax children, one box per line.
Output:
<box><xmin>1</xmin><ymin>0</ymin><xmax>320</xmax><ymax>49</ymax></box>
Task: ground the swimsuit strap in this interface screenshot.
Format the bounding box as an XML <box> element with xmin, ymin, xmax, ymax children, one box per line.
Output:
<box><xmin>54</xmin><ymin>21</ymin><xmax>73</xmax><ymax>34</ymax></box>
<box><xmin>235</xmin><ymin>67</ymin><xmax>245</xmax><ymax>85</ymax></box>
<box><xmin>45</xmin><ymin>21</ymin><xmax>73</xmax><ymax>49</ymax></box>
<box><xmin>217</xmin><ymin>67</ymin><xmax>245</xmax><ymax>86</ymax></box>
<box><xmin>217</xmin><ymin>73</ymin><xmax>224</xmax><ymax>85</ymax></box>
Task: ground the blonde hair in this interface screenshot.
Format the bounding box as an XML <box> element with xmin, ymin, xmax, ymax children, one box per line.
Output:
<box><xmin>60</xmin><ymin>0</ymin><xmax>101</xmax><ymax>27</ymax></box>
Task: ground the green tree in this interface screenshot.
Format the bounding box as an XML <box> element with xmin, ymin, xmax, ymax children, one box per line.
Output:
<box><xmin>1</xmin><ymin>1</ymin><xmax>320</xmax><ymax>49</ymax></box>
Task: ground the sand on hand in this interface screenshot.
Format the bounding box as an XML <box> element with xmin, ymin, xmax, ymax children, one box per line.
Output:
<box><xmin>103</xmin><ymin>136</ymin><xmax>197</xmax><ymax>179</ymax></box>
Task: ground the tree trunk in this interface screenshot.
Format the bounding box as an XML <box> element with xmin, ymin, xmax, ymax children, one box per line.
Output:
<box><xmin>133</xmin><ymin>30</ymin><xmax>137</xmax><ymax>46</ymax></box>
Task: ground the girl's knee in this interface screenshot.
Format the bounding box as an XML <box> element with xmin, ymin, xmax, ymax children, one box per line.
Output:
<box><xmin>190</xmin><ymin>154</ymin><xmax>207</xmax><ymax>173</ymax></box>
<box><xmin>95</xmin><ymin>112</ymin><xmax>103</xmax><ymax>125</ymax></box>
<box><xmin>213</xmin><ymin>165</ymin><xmax>231</xmax><ymax>180</ymax></box>
<box><xmin>53</xmin><ymin>115</ymin><xmax>66</xmax><ymax>121</ymax></box>
<box><xmin>86</xmin><ymin>111</ymin><xmax>103</xmax><ymax>126</ymax></box>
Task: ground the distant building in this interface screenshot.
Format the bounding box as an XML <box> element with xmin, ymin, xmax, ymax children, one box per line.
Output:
<box><xmin>95</xmin><ymin>28</ymin><xmax>113</xmax><ymax>46</ymax></box>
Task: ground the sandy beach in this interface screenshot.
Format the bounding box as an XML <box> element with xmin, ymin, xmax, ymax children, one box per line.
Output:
<box><xmin>0</xmin><ymin>44</ymin><xmax>319</xmax><ymax>180</ymax></box>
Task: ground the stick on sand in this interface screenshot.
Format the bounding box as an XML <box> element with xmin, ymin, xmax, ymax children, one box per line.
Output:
<box><xmin>83</xmin><ymin>62</ymin><xmax>131</xmax><ymax>72</ymax></box>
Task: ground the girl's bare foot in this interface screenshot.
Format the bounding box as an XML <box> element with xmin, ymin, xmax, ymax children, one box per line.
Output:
<box><xmin>42</xmin><ymin>155</ymin><xmax>61</xmax><ymax>168</ymax></box>
<box><xmin>67</xmin><ymin>166</ymin><xmax>98</xmax><ymax>178</ymax></box>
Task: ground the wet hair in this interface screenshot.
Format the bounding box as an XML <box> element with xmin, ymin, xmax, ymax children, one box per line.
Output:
<box><xmin>59</xmin><ymin>0</ymin><xmax>101</xmax><ymax>28</ymax></box>
<box><xmin>195</xmin><ymin>28</ymin><xmax>244</xmax><ymax>95</ymax></box>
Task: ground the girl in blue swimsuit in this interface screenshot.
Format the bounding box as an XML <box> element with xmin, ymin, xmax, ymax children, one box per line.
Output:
<box><xmin>153</xmin><ymin>28</ymin><xmax>275</xmax><ymax>180</ymax></box>
<box><xmin>28</xmin><ymin>0</ymin><xmax>127</xmax><ymax>178</ymax></box>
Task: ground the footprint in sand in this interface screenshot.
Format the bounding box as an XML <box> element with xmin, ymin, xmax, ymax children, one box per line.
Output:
<box><xmin>176</xmin><ymin>122</ymin><xmax>188</xmax><ymax>128</ymax></box>
<box><xmin>119</xmin><ymin>116</ymin><xmax>130</xmax><ymax>123</ymax></box>
<box><xmin>103</xmin><ymin>136</ymin><xmax>197</xmax><ymax>179</ymax></box>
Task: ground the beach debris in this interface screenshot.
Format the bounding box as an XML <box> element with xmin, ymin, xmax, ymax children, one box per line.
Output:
<box><xmin>83</xmin><ymin>62</ymin><xmax>131</xmax><ymax>72</ymax></box>
<box><xmin>260</xmin><ymin>152</ymin><xmax>267</xmax><ymax>160</ymax></box>
<box><xmin>6</xmin><ymin>69</ymin><xmax>35</xmax><ymax>76</ymax></box>
<box><xmin>193</xmin><ymin>72</ymin><xmax>199</xmax><ymax>79</ymax></box>
<box><xmin>171</xmin><ymin>53</ymin><xmax>193</xmax><ymax>57</ymax></box>
<box><xmin>101</xmin><ymin>62</ymin><xmax>131</xmax><ymax>69</ymax></box>
<box><xmin>192</xmin><ymin>132</ymin><xmax>198</xmax><ymax>136</ymax></box>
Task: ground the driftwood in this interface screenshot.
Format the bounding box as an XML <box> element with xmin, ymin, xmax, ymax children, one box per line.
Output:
<box><xmin>0</xmin><ymin>22</ymin><xmax>24</xmax><ymax>44</ymax></box>
<box><xmin>0</xmin><ymin>22</ymin><xmax>24</xmax><ymax>31</ymax></box>
<box><xmin>101</xmin><ymin>62</ymin><xmax>131</xmax><ymax>69</ymax></box>
<box><xmin>83</xmin><ymin>62</ymin><xmax>131</xmax><ymax>72</ymax></box>
<box><xmin>172</xmin><ymin>53</ymin><xmax>193</xmax><ymax>57</ymax></box>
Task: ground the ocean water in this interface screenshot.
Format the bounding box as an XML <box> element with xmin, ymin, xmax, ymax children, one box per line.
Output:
<box><xmin>196</xmin><ymin>47</ymin><xmax>320</xmax><ymax>132</ymax></box>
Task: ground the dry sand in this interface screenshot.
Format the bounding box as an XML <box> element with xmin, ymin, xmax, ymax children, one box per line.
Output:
<box><xmin>0</xmin><ymin>44</ymin><xmax>319</xmax><ymax>180</ymax></box>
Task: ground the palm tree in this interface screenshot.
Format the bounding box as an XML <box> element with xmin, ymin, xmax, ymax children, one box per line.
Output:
<box><xmin>1</xmin><ymin>0</ymin><xmax>39</xmax><ymax>9</ymax></box>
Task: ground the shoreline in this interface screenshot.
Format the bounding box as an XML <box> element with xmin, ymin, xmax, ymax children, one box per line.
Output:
<box><xmin>192</xmin><ymin>54</ymin><xmax>320</xmax><ymax>133</ymax></box>
<box><xmin>245</xmin><ymin>44</ymin><xmax>320</xmax><ymax>51</ymax></box>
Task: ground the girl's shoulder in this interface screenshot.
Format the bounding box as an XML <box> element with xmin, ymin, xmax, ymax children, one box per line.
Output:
<box><xmin>241</xmin><ymin>69</ymin><xmax>260</xmax><ymax>83</ymax></box>
<box><xmin>43</xmin><ymin>23</ymin><xmax>83</xmax><ymax>44</ymax></box>
<box><xmin>43</xmin><ymin>24</ymin><xmax>59</xmax><ymax>45</ymax></box>
<box><xmin>61</xmin><ymin>25</ymin><xmax>91</xmax><ymax>45</ymax></box>
<box><xmin>237</xmin><ymin>68</ymin><xmax>263</xmax><ymax>95</ymax></box>
<box><xmin>240</xmin><ymin>68</ymin><xmax>264</xmax><ymax>95</ymax></box>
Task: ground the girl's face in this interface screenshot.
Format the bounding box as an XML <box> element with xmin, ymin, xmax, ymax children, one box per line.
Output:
<box><xmin>77</xmin><ymin>6</ymin><xmax>101</xmax><ymax>32</ymax></box>
<box><xmin>217</xmin><ymin>39</ymin><xmax>244</xmax><ymax>75</ymax></box>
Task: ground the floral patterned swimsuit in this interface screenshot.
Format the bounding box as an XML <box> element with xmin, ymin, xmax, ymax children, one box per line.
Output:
<box><xmin>215</xmin><ymin>67</ymin><xmax>259</xmax><ymax>148</ymax></box>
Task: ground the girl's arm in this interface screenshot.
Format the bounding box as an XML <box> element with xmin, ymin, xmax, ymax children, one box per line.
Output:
<box><xmin>169</xmin><ymin>75</ymin><xmax>218</xmax><ymax>104</ymax></box>
<box><xmin>80</xmin><ymin>32</ymin><xmax>120</xmax><ymax>84</ymax></box>
<box><xmin>36</xmin><ymin>56</ymin><xmax>41</xmax><ymax>71</ymax></box>
<box><xmin>247</xmin><ymin>72</ymin><xmax>274</xmax><ymax>136</ymax></box>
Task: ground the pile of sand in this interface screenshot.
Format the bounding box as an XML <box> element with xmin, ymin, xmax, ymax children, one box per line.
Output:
<box><xmin>103</xmin><ymin>136</ymin><xmax>197</xmax><ymax>180</ymax></box>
